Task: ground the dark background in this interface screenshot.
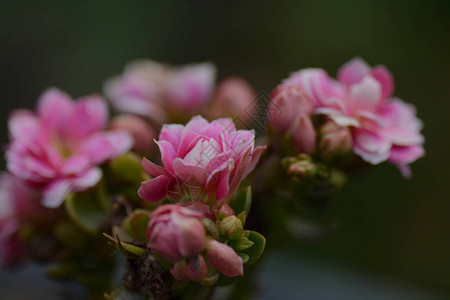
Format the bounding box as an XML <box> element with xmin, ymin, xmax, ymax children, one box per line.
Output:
<box><xmin>0</xmin><ymin>1</ymin><xmax>449</xmax><ymax>298</ymax></box>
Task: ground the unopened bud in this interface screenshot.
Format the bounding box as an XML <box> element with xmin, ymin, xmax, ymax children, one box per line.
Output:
<box><xmin>319</xmin><ymin>120</ymin><xmax>352</xmax><ymax>160</ymax></box>
<box><xmin>283</xmin><ymin>155</ymin><xmax>317</xmax><ymax>178</ymax></box>
<box><xmin>110</xmin><ymin>114</ymin><xmax>155</xmax><ymax>154</ymax></box>
<box><xmin>218</xmin><ymin>215</ymin><xmax>243</xmax><ymax>240</ymax></box>
<box><xmin>205</xmin><ymin>238</ymin><xmax>243</xmax><ymax>277</ymax></box>
<box><xmin>269</xmin><ymin>84</ymin><xmax>314</xmax><ymax>132</ymax></box>
<box><xmin>290</xmin><ymin>114</ymin><xmax>317</xmax><ymax>154</ymax></box>
<box><xmin>171</xmin><ymin>255</ymin><xmax>208</xmax><ymax>282</ymax></box>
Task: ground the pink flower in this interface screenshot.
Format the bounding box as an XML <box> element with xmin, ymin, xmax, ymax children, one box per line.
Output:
<box><xmin>104</xmin><ymin>60</ymin><xmax>216</xmax><ymax>123</ymax></box>
<box><xmin>6</xmin><ymin>88</ymin><xmax>133</xmax><ymax>208</ymax></box>
<box><xmin>0</xmin><ymin>173</ymin><xmax>40</xmax><ymax>267</ymax></box>
<box><xmin>146</xmin><ymin>204</ymin><xmax>205</xmax><ymax>262</ymax></box>
<box><xmin>167</xmin><ymin>63</ymin><xmax>216</xmax><ymax>112</ymax></box>
<box><xmin>283</xmin><ymin>58</ymin><xmax>424</xmax><ymax>177</ymax></box>
<box><xmin>138</xmin><ymin>116</ymin><xmax>266</xmax><ymax>203</ymax></box>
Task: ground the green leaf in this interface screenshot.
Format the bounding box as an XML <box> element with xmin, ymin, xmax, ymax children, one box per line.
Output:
<box><xmin>65</xmin><ymin>192</ymin><xmax>108</xmax><ymax>234</ymax></box>
<box><xmin>109</xmin><ymin>153</ymin><xmax>144</xmax><ymax>184</ymax></box>
<box><xmin>123</xmin><ymin>210</ymin><xmax>150</xmax><ymax>243</ymax></box>
<box><xmin>230</xmin><ymin>186</ymin><xmax>252</xmax><ymax>216</ymax></box>
<box><xmin>238</xmin><ymin>253</ymin><xmax>249</xmax><ymax>264</ymax></box>
<box><xmin>241</xmin><ymin>231</ymin><xmax>266</xmax><ymax>265</ymax></box>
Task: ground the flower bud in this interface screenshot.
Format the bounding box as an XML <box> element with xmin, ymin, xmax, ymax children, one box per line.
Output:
<box><xmin>205</xmin><ymin>238</ymin><xmax>243</xmax><ymax>277</ymax></box>
<box><xmin>146</xmin><ymin>205</ymin><xmax>206</xmax><ymax>262</ymax></box>
<box><xmin>290</xmin><ymin>115</ymin><xmax>317</xmax><ymax>154</ymax></box>
<box><xmin>217</xmin><ymin>203</ymin><xmax>235</xmax><ymax>218</ymax></box>
<box><xmin>218</xmin><ymin>216</ymin><xmax>243</xmax><ymax>240</ymax></box>
<box><xmin>110</xmin><ymin>114</ymin><xmax>155</xmax><ymax>155</ymax></box>
<box><xmin>319</xmin><ymin>120</ymin><xmax>352</xmax><ymax>160</ymax></box>
<box><xmin>171</xmin><ymin>255</ymin><xmax>208</xmax><ymax>282</ymax></box>
<box><xmin>283</xmin><ymin>155</ymin><xmax>317</xmax><ymax>178</ymax></box>
<box><xmin>269</xmin><ymin>84</ymin><xmax>314</xmax><ymax>132</ymax></box>
<box><xmin>209</xmin><ymin>77</ymin><xmax>256</xmax><ymax>122</ymax></box>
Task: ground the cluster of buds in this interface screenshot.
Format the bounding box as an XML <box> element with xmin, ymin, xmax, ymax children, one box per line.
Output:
<box><xmin>110</xmin><ymin>187</ymin><xmax>264</xmax><ymax>290</ymax></box>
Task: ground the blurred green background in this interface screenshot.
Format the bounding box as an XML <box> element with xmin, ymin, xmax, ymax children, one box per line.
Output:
<box><xmin>0</xmin><ymin>0</ymin><xmax>449</xmax><ymax>298</ymax></box>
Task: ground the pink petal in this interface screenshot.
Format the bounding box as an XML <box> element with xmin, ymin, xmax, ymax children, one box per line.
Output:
<box><xmin>62</xmin><ymin>155</ymin><xmax>90</xmax><ymax>175</ymax></box>
<box><xmin>159</xmin><ymin>124</ymin><xmax>184</xmax><ymax>150</ymax></box>
<box><xmin>142</xmin><ymin>157</ymin><xmax>169</xmax><ymax>177</ymax></box>
<box><xmin>172</xmin><ymin>158</ymin><xmax>208</xmax><ymax>187</ymax></box>
<box><xmin>42</xmin><ymin>180</ymin><xmax>72</xmax><ymax>208</ymax></box>
<box><xmin>156</xmin><ymin>140</ymin><xmax>178</xmax><ymax>176</ymax></box>
<box><xmin>138</xmin><ymin>175</ymin><xmax>173</xmax><ymax>202</ymax></box>
<box><xmin>371</xmin><ymin>65</ymin><xmax>394</xmax><ymax>98</ymax></box>
<box><xmin>337</xmin><ymin>57</ymin><xmax>371</xmax><ymax>87</ymax></box>
<box><xmin>37</xmin><ymin>88</ymin><xmax>73</xmax><ymax>132</ymax></box>
<box><xmin>353</xmin><ymin>129</ymin><xmax>391</xmax><ymax>164</ymax></box>
<box><xmin>71</xmin><ymin>167</ymin><xmax>102</xmax><ymax>190</ymax></box>
<box><xmin>8</xmin><ymin>110</ymin><xmax>41</xmax><ymax>141</ymax></box>
<box><xmin>79</xmin><ymin>131</ymin><xmax>133</xmax><ymax>165</ymax></box>
<box><xmin>348</xmin><ymin>76</ymin><xmax>382</xmax><ymax>112</ymax></box>
<box><xmin>66</xmin><ymin>96</ymin><xmax>108</xmax><ymax>140</ymax></box>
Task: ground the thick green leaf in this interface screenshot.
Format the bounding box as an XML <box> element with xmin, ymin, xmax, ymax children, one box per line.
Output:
<box><xmin>241</xmin><ymin>231</ymin><xmax>266</xmax><ymax>265</ymax></box>
<box><xmin>230</xmin><ymin>186</ymin><xmax>252</xmax><ymax>216</ymax></box>
<box><xmin>109</xmin><ymin>153</ymin><xmax>144</xmax><ymax>184</ymax></box>
<box><xmin>65</xmin><ymin>192</ymin><xmax>108</xmax><ymax>234</ymax></box>
<box><xmin>123</xmin><ymin>209</ymin><xmax>150</xmax><ymax>243</ymax></box>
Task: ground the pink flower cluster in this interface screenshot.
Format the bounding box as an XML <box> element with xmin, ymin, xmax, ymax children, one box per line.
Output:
<box><xmin>104</xmin><ymin>60</ymin><xmax>216</xmax><ymax>123</ymax></box>
<box><xmin>6</xmin><ymin>88</ymin><xmax>133</xmax><ymax>208</ymax></box>
<box><xmin>146</xmin><ymin>204</ymin><xmax>243</xmax><ymax>282</ymax></box>
<box><xmin>274</xmin><ymin>58</ymin><xmax>425</xmax><ymax>177</ymax></box>
<box><xmin>139</xmin><ymin>116</ymin><xmax>265</xmax><ymax>203</ymax></box>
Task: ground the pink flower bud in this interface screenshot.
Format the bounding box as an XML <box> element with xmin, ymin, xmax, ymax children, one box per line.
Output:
<box><xmin>217</xmin><ymin>203</ymin><xmax>235</xmax><ymax>218</ymax></box>
<box><xmin>205</xmin><ymin>238</ymin><xmax>243</xmax><ymax>277</ymax></box>
<box><xmin>209</xmin><ymin>77</ymin><xmax>256</xmax><ymax>122</ymax></box>
<box><xmin>110</xmin><ymin>114</ymin><xmax>155</xmax><ymax>154</ymax></box>
<box><xmin>171</xmin><ymin>255</ymin><xmax>208</xmax><ymax>282</ymax></box>
<box><xmin>269</xmin><ymin>84</ymin><xmax>314</xmax><ymax>132</ymax></box>
<box><xmin>319</xmin><ymin>120</ymin><xmax>352</xmax><ymax>160</ymax></box>
<box><xmin>147</xmin><ymin>204</ymin><xmax>206</xmax><ymax>262</ymax></box>
<box><xmin>290</xmin><ymin>115</ymin><xmax>317</xmax><ymax>154</ymax></box>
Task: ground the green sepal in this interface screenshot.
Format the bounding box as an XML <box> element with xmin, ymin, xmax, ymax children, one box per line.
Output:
<box><xmin>230</xmin><ymin>186</ymin><xmax>252</xmax><ymax>216</ymax></box>
<box><xmin>154</xmin><ymin>253</ymin><xmax>174</xmax><ymax>271</ymax></box>
<box><xmin>103</xmin><ymin>233</ymin><xmax>146</xmax><ymax>258</ymax></box>
<box><xmin>122</xmin><ymin>209</ymin><xmax>150</xmax><ymax>243</ymax></box>
<box><xmin>232</xmin><ymin>237</ymin><xmax>254</xmax><ymax>251</ymax></box>
<box><xmin>237</xmin><ymin>211</ymin><xmax>246</xmax><ymax>226</ymax></box>
<box><xmin>202</xmin><ymin>218</ymin><xmax>219</xmax><ymax>240</ymax></box>
<box><xmin>238</xmin><ymin>253</ymin><xmax>249</xmax><ymax>264</ymax></box>
<box><xmin>201</xmin><ymin>272</ymin><xmax>220</xmax><ymax>286</ymax></box>
<box><xmin>241</xmin><ymin>231</ymin><xmax>266</xmax><ymax>265</ymax></box>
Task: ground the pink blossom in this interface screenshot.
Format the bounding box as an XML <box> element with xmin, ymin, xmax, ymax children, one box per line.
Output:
<box><xmin>104</xmin><ymin>60</ymin><xmax>216</xmax><ymax>123</ymax></box>
<box><xmin>6</xmin><ymin>88</ymin><xmax>133</xmax><ymax>208</ymax></box>
<box><xmin>282</xmin><ymin>58</ymin><xmax>424</xmax><ymax>177</ymax></box>
<box><xmin>0</xmin><ymin>173</ymin><xmax>40</xmax><ymax>267</ymax></box>
<box><xmin>138</xmin><ymin>116</ymin><xmax>265</xmax><ymax>203</ymax></box>
<box><xmin>146</xmin><ymin>204</ymin><xmax>205</xmax><ymax>262</ymax></box>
